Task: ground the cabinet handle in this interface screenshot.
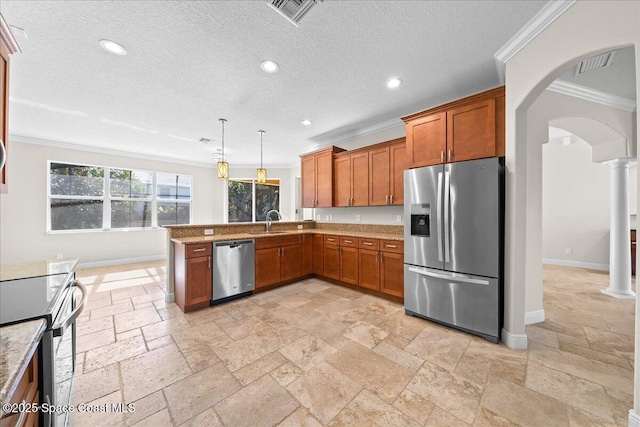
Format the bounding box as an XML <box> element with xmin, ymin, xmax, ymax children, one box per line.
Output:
<box><xmin>344</xmin><ymin>240</ymin><xmax>352</xmax><ymax>244</ymax></box>
<box><xmin>328</xmin><ymin>238</ymin><xmax>335</xmax><ymax>242</ymax></box>
<box><xmin>192</xmin><ymin>248</ymin><xmax>206</xmax><ymax>252</ymax></box>
<box><xmin>390</xmin><ymin>195</ymin><xmax>393</xmax><ymax>204</ymax></box>
<box><xmin>380</xmin><ymin>252</ymin><xmax>383</xmax><ymax>263</ymax></box>
<box><xmin>441</xmin><ymin>151</ymin><xmax>444</xmax><ymax>163</ymax></box>
<box><xmin>208</xmin><ymin>256</ymin><xmax>211</xmax><ymax>268</ymax></box>
<box><xmin>448</xmin><ymin>149</ymin><xmax>452</xmax><ymax>162</ymax></box>
<box><xmin>386</xmin><ymin>244</ymin><xmax>397</xmax><ymax>248</ymax></box>
<box><xmin>386</xmin><ymin>195</ymin><xmax>389</xmax><ymax>204</ymax></box>
<box><xmin>363</xmin><ymin>242</ymin><xmax>373</xmax><ymax>246</ymax></box>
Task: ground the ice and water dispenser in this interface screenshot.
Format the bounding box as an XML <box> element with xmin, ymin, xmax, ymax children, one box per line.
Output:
<box><xmin>410</xmin><ymin>204</ymin><xmax>430</xmax><ymax>237</ymax></box>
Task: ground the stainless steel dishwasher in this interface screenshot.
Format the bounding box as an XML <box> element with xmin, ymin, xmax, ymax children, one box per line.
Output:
<box><xmin>212</xmin><ymin>239</ymin><xmax>255</xmax><ymax>304</ymax></box>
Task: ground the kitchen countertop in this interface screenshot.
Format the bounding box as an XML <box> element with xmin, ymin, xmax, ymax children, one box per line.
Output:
<box><xmin>0</xmin><ymin>319</ymin><xmax>46</xmax><ymax>405</ymax></box>
<box><xmin>171</xmin><ymin>228</ymin><xmax>404</xmax><ymax>245</ymax></box>
<box><xmin>0</xmin><ymin>258</ymin><xmax>79</xmax><ymax>282</ymax></box>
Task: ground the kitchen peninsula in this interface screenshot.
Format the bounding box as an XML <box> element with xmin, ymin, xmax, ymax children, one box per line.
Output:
<box><xmin>165</xmin><ymin>221</ymin><xmax>404</xmax><ymax>311</ymax></box>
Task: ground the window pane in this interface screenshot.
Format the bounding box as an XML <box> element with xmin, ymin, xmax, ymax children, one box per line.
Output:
<box><xmin>255</xmin><ymin>183</ymin><xmax>280</xmax><ymax>222</ymax></box>
<box><xmin>111</xmin><ymin>201</ymin><xmax>153</xmax><ymax>228</ymax></box>
<box><xmin>157</xmin><ymin>202</ymin><xmax>191</xmax><ymax>226</ymax></box>
<box><xmin>157</xmin><ymin>173</ymin><xmax>191</xmax><ymax>199</ymax></box>
<box><xmin>228</xmin><ymin>180</ymin><xmax>253</xmax><ymax>223</ymax></box>
<box><xmin>50</xmin><ymin>199</ymin><xmax>103</xmax><ymax>230</ymax></box>
<box><xmin>50</xmin><ymin>163</ymin><xmax>104</xmax><ymax>196</ymax></box>
<box><xmin>110</xmin><ymin>169</ymin><xmax>153</xmax><ymax>198</ymax></box>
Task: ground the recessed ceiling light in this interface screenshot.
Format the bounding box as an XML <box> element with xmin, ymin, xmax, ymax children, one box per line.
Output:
<box><xmin>99</xmin><ymin>39</ymin><xmax>127</xmax><ymax>56</ymax></box>
<box><xmin>260</xmin><ymin>60</ymin><xmax>279</xmax><ymax>73</ymax></box>
<box><xmin>386</xmin><ymin>78</ymin><xmax>402</xmax><ymax>89</ymax></box>
<box><xmin>301</xmin><ymin>119</ymin><xmax>312</xmax><ymax>126</ymax></box>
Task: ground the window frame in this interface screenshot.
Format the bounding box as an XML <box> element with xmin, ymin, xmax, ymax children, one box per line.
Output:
<box><xmin>47</xmin><ymin>160</ymin><xmax>193</xmax><ymax>233</ymax></box>
<box><xmin>225</xmin><ymin>178</ymin><xmax>280</xmax><ymax>223</ymax></box>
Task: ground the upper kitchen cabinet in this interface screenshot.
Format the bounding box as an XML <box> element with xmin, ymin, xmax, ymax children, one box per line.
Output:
<box><xmin>300</xmin><ymin>146</ymin><xmax>346</xmax><ymax>208</ymax></box>
<box><xmin>334</xmin><ymin>150</ymin><xmax>369</xmax><ymax>207</ymax></box>
<box><xmin>403</xmin><ymin>87</ymin><xmax>505</xmax><ymax>168</ymax></box>
<box><xmin>0</xmin><ymin>14</ymin><xmax>21</xmax><ymax>194</ymax></box>
<box><xmin>369</xmin><ymin>138</ymin><xmax>405</xmax><ymax>206</ymax></box>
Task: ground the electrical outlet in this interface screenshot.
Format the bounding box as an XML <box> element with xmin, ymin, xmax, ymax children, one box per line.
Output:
<box><xmin>329</xmin><ymin>215</ymin><xmax>333</xmax><ymax>221</ymax></box>
<box><xmin>57</xmin><ymin>253</ymin><xmax>63</xmax><ymax>260</ymax></box>
<box><xmin>204</xmin><ymin>229</ymin><xmax>214</xmax><ymax>235</ymax></box>
<box><xmin>565</xmin><ymin>248</ymin><xmax>572</xmax><ymax>255</ymax></box>
<box><xmin>297</xmin><ymin>225</ymin><xmax>303</xmax><ymax>230</ymax></box>
<box><xmin>396</xmin><ymin>215</ymin><xmax>402</xmax><ymax>223</ymax></box>
<box><xmin>316</xmin><ymin>214</ymin><xmax>321</xmax><ymax>221</ymax></box>
<box><xmin>356</xmin><ymin>215</ymin><xmax>361</xmax><ymax>222</ymax></box>
<box><xmin>325</xmin><ymin>215</ymin><xmax>330</xmax><ymax>221</ymax></box>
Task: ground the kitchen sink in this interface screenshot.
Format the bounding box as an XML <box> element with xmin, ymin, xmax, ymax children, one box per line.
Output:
<box><xmin>247</xmin><ymin>231</ymin><xmax>290</xmax><ymax>235</ymax></box>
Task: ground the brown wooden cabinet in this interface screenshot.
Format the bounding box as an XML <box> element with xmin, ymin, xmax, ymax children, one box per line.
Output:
<box><xmin>403</xmin><ymin>87</ymin><xmax>505</xmax><ymax>169</ymax></box>
<box><xmin>339</xmin><ymin>237</ymin><xmax>359</xmax><ymax>285</ymax></box>
<box><xmin>1</xmin><ymin>346</ymin><xmax>38</xmax><ymax>427</ymax></box>
<box><xmin>255</xmin><ymin>235</ymin><xmax>302</xmax><ymax>290</ymax></box>
<box><xmin>323</xmin><ymin>235</ymin><xmax>340</xmax><ymax>280</ymax></box>
<box><xmin>379</xmin><ymin>240</ymin><xmax>404</xmax><ymax>298</ymax></box>
<box><xmin>369</xmin><ymin>139</ymin><xmax>406</xmax><ymax>206</ymax></box>
<box><xmin>301</xmin><ymin>234</ymin><xmax>313</xmax><ymax>276</ymax></box>
<box><xmin>312</xmin><ymin>234</ymin><xmax>324</xmax><ymax>275</ymax></box>
<box><xmin>358</xmin><ymin>238</ymin><xmax>380</xmax><ymax>291</ymax></box>
<box><xmin>0</xmin><ymin>15</ymin><xmax>20</xmax><ymax>194</ymax></box>
<box><xmin>301</xmin><ymin>146</ymin><xmax>346</xmax><ymax>208</ymax></box>
<box><xmin>334</xmin><ymin>151</ymin><xmax>369</xmax><ymax>207</ymax></box>
<box><xmin>173</xmin><ymin>242</ymin><xmax>212</xmax><ymax>312</ymax></box>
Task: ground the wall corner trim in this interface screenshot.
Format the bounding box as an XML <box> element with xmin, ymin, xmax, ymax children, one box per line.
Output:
<box><xmin>547</xmin><ymin>80</ymin><xmax>637</xmax><ymax>112</ymax></box>
<box><xmin>501</xmin><ymin>328</ymin><xmax>528</xmax><ymax>350</ymax></box>
<box><xmin>629</xmin><ymin>410</ymin><xmax>640</xmax><ymax>427</ymax></box>
<box><xmin>524</xmin><ymin>309</ymin><xmax>545</xmax><ymax>325</ymax></box>
<box><xmin>494</xmin><ymin>0</ymin><xmax>577</xmax><ymax>83</ymax></box>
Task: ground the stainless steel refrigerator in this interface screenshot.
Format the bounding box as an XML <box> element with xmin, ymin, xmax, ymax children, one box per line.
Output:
<box><xmin>404</xmin><ymin>157</ymin><xmax>504</xmax><ymax>343</ymax></box>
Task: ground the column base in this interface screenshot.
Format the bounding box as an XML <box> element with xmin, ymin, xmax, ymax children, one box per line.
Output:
<box><xmin>601</xmin><ymin>288</ymin><xmax>636</xmax><ymax>300</ymax></box>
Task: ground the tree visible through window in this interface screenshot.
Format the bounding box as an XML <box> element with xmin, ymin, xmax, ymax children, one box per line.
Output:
<box><xmin>228</xmin><ymin>179</ymin><xmax>279</xmax><ymax>223</ymax></box>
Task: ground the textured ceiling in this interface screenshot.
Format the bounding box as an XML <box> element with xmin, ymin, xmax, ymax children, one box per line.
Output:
<box><xmin>558</xmin><ymin>46</ymin><xmax>637</xmax><ymax>100</ymax></box>
<box><xmin>1</xmin><ymin>1</ymin><xmax>549</xmax><ymax>167</ymax></box>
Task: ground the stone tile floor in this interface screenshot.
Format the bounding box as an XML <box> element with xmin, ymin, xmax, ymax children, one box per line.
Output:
<box><xmin>72</xmin><ymin>261</ymin><xmax>635</xmax><ymax>426</ymax></box>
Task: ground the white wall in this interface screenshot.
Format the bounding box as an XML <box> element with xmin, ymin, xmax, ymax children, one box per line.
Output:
<box><xmin>0</xmin><ymin>140</ymin><xmax>217</xmax><ymax>265</ymax></box>
<box><xmin>542</xmin><ymin>139</ymin><xmax>637</xmax><ymax>268</ymax></box>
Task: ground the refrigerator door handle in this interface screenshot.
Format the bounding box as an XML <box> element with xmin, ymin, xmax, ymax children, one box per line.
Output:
<box><xmin>436</xmin><ymin>171</ymin><xmax>443</xmax><ymax>262</ymax></box>
<box><xmin>407</xmin><ymin>267</ymin><xmax>490</xmax><ymax>286</ymax></box>
<box><xmin>443</xmin><ymin>170</ymin><xmax>451</xmax><ymax>263</ymax></box>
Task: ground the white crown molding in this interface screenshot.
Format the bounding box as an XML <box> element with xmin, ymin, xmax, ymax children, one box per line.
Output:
<box><xmin>494</xmin><ymin>0</ymin><xmax>577</xmax><ymax>83</ymax></box>
<box><xmin>310</xmin><ymin>117</ymin><xmax>404</xmax><ymax>150</ymax></box>
<box><xmin>0</xmin><ymin>13</ymin><xmax>22</xmax><ymax>54</ymax></box>
<box><xmin>546</xmin><ymin>80</ymin><xmax>637</xmax><ymax>112</ymax></box>
<box><xmin>501</xmin><ymin>328</ymin><xmax>527</xmax><ymax>350</ymax></box>
<box><xmin>542</xmin><ymin>258</ymin><xmax>609</xmax><ymax>271</ymax></box>
<box><xmin>524</xmin><ymin>309</ymin><xmax>545</xmax><ymax>325</ymax></box>
<box><xmin>10</xmin><ymin>135</ymin><xmax>296</xmax><ymax>169</ymax></box>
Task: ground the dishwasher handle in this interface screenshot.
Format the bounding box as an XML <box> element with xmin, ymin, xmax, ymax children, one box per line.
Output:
<box><xmin>215</xmin><ymin>240</ymin><xmax>254</xmax><ymax>249</ymax></box>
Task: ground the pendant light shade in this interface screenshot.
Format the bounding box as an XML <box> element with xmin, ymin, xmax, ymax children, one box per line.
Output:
<box><xmin>217</xmin><ymin>118</ymin><xmax>229</xmax><ymax>180</ymax></box>
<box><xmin>257</xmin><ymin>130</ymin><xmax>267</xmax><ymax>184</ymax></box>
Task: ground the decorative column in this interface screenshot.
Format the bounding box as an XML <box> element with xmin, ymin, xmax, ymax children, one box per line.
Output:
<box><xmin>602</xmin><ymin>158</ymin><xmax>636</xmax><ymax>300</ymax></box>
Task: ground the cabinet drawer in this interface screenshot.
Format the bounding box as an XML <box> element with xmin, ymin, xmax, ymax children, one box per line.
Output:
<box><xmin>256</xmin><ymin>235</ymin><xmax>301</xmax><ymax>250</ymax></box>
<box><xmin>340</xmin><ymin>237</ymin><xmax>359</xmax><ymax>247</ymax></box>
<box><xmin>324</xmin><ymin>235</ymin><xmax>339</xmax><ymax>246</ymax></box>
<box><xmin>185</xmin><ymin>243</ymin><xmax>212</xmax><ymax>258</ymax></box>
<box><xmin>380</xmin><ymin>240</ymin><xmax>403</xmax><ymax>254</ymax></box>
<box><xmin>359</xmin><ymin>238</ymin><xmax>379</xmax><ymax>250</ymax></box>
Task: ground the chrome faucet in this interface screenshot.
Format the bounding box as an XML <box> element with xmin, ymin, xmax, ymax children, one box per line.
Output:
<box><xmin>265</xmin><ymin>210</ymin><xmax>282</xmax><ymax>232</ymax></box>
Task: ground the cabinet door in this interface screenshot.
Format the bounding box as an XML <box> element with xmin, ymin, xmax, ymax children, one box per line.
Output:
<box><xmin>447</xmin><ymin>99</ymin><xmax>496</xmax><ymax>163</ymax></box>
<box><xmin>350</xmin><ymin>152</ymin><xmax>369</xmax><ymax>206</ymax></box>
<box><xmin>358</xmin><ymin>249</ymin><xmax>380</xmax><ymax>291</ymax></box>
<box><xmin>312</xmin><ymin>234</ymin><xmax>324</xmax><ymax>275</ymax></box>
<box><xmin>340</xmin><ymin>246</ymin><xmax>359</xmax><ymax>285</ymax></box>
<box><xmin>369</xmin><ymin>146</ymin><xmax>390</xmax><ymax>206</ymax></box>
<box><xmin>380</xmin><ymin>251</ymin><xmax>404</xmax><ymax>298</ymax></box>
<box><xmin>301</xmin><ymin>155</ymin><xmax>316</xmax><ymax>208</ymax></box>
<box><xmin>406</xmin><ymin>112</ymin><xmax>446</xmax><ymax>168</ymax></box>
<box><xmin>281</xmin><ymin>245</ymin><xmax>302</xmax><ymax>282</ymax></box>
<box><xmin>0</xmin><ymin>42</ymin><xmax>9</xmax><ymax>194</ymax></box>
<box><xmin>301</xmin><ymin>234</ymin><xmax>313</xmax><ymax>276</ymax></box>
<box><xmin>316</xmin><ymin>151</ymin><xmax>334</xmax><ymax>207</ymax></box>
<box><xmin>186</xmin><ymin>256</ymin><xmax>212</xmax><ymax>306</ymax></box>
<box><xmin>255</xmin><ymin>247</ymin><xmax>281</xmax><ymax>289</ymax></box>
<box><xmin>333</xmin><ymin>156</ymin><xmax>351</xmax><ymax>207</ymax></box>
<box><xmin>323</xmin><ymin>244</ymin><xmax>340</xmax><ymax>280</ymax></box>
<box><xmin>389</xmin><ymin>142</ymin><xmax>405</xmax><ymax>205</ymax></box>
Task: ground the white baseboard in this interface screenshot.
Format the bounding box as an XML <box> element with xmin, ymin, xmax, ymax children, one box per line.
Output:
<box><xmin>629</xmin><ymin>409</ymin><xmax>640</xmax><ymax>427</ymax></box>
<box><xmin>77</xmin><ymin>255</ymin><xmax>166</xmax><ymax>270</ymax></box>
<box><xmin>525</xmin><ymin>309</ymin><xmax>545</xmax><ymax>325</ymax></box>
<box><xmin>542</xmin><ymin>258</ymin><xmax>609</xmax><ymax>271</ymax></box>
<box><xmin>501</xmin><ymin>328</ymin><xmax>528</xmax><ymax>350</ymax></box>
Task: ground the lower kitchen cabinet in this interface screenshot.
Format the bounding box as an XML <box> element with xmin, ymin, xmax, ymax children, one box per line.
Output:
<box><xmin>255</xmin><ymin>235</ymin><xmax>302</xmax><ymax>290</ymax></box>
<box><xmin>339</xmin><ymin>237</ymin><xmax>359</xmax><ymax>285</ymax></box>
<box><xmin>281</xmin><ymin>244</ymin><xmax>302</xmax><ymax>282</ymax></box>
<box><xmin>380</xmin><ymin>240</ymin><xmax>404</xmax><ymax>298</ymax></box>
<box><xmin>173</xmin><ymin>242</ymin><xmax>212</xmax><ymax>312</ymax></box>
<box><xmin>1</xmin><ymin>347</ymin><xmax>38</xmax><ymax>427</ymax></box>
<box><xmin>301</xmin><ymin>234</ymin><xmax>313</xmax><ymax>276</ymax></box>
<box><xmin>255</xmin><ymin>247</ymin><xmax>281</xmax><ymax>289</ymax></box>
<box><xmin>358</xmin><ymin>248</ymin><xmax>380</xmax><ymax>290</ymax></box>
<box><xmin>312</xmin><ymin>234</ymin><xmax>324</xmax><ymax>275</ymax></box>
<box><xmin>323</xmin><ymin>236</ymin><xmax>340</xmax><ymax>280</ymax></box>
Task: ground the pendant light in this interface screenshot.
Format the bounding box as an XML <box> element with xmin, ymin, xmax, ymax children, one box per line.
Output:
<box><xmin>217</xmin><ymin>118</ymin><xmax>229</xmax><ymax>180</ymax></box>
<box><xmin>257</xmin><ymin>130</ymin><xmax>267</xmax><ymax>183</ymax></box>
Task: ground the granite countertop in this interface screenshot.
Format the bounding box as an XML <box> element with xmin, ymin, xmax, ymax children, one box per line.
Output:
<box><xmin>0</xmin><ymin>258</ymin><xmax>79</xmax><ymax>282</ymax></box>
<box><xmin>171</xmin><ymin>229</ymin><xmax>403</xmax><ymax>245</ymax></box>
<box><xmin>0</xmin><ymin>319</ymin><xmax>46</xmax><ymax>405</ymax></box>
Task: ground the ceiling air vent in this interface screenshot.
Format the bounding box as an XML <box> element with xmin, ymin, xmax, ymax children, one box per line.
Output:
<box><xmin>267</xmin><ymin>0</ymin><xmax>319</xmax><ymax>26</ymax></box>
<box><xmin>575</xmin><ymin>50</ymin><xmax>616</xmax><ymax>75</ymax></box>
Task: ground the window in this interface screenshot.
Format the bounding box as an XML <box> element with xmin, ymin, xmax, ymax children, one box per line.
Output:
<box><xmin>48</xmin><ymin>162</ymin><xmax>192</xmax><ymax>232</ymax></box>
<box><xmin>227</xmin><ymin>179</ymin><xmax>279</xmax><ymax>223</ymax></box>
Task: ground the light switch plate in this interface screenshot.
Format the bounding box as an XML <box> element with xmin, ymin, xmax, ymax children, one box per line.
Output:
<box><xmin>356</xmin><ymin>215</ymin><xmax>361</xmax><ymax>222</ymax></box>
<box><xmin>396</xmin><ymin>215</ymin><xmax>402</xmax><ymax>223</ymax></box>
